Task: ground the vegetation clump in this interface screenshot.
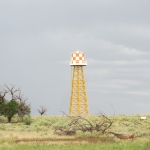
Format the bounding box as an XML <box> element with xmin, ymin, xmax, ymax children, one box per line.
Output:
<box><xmin>0</xmin><ymin>100</ymin><xmax>18</xmax><ymax>123</ymax></box>
<box><xmin>0</xmin><ymin>84</ymin><xmax>30</xmax><ymax>123</ymax></box>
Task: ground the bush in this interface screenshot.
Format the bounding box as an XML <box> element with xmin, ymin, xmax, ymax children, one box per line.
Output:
<box><xmin>0</xmin><ymin>100</ymin><xmax>18</xmax><ymax>123</ymax></box>
<box><xmin>39</xmin><ymin>121</ymin><xmax>50</xmax><ymax>126</ymax></box>
<box><xmin>24</xmin><ymin>116</ymin><xmax>32</xmax><ymax>125</ymax></box>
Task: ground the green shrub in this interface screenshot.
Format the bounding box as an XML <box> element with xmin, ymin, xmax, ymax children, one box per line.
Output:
<box><xmin>24</xmin><ymin>116</ymin><xmax>32</xmax><ymax>125</ymax></box>
<box><xmin>39</xmin><ymin>121</ymin><xmax>50</xmax><ymax>126</ymax></box>
<box><xmin>0</xmin><ymin>100</ymin><xmax>18</xmax><ymax>123</ymax></box>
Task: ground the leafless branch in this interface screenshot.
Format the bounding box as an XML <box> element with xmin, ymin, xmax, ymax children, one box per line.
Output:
<box><xmin>4</xmin><ymin>84</ymin><xmax>18</xmax><ymax>100</ymax></box>
<box><xmin>37</xmin><ymin>106</ymin><xmax>47</xmax><ymax>116</ymax></box>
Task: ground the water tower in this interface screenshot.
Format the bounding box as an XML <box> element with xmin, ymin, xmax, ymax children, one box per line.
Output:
<box><xmin>69</xmin><ymin>50</ymin><xmax>89</xmax><ymax>116</ymax></box>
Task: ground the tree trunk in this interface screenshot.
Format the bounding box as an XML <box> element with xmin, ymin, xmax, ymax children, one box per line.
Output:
<box><xmin>7</xmin><ymin>117</ymin><xmax>11</xmax><ymax>123</ymax></box>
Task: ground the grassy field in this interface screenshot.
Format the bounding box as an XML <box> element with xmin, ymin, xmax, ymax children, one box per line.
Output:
<box><xmin>0</xmin><ymin>141</ymin><xmax>150</xmax><ymax>150</ymax></box>
<box><xmin>0</xmin><ymin>115</ymin><xmax>150</xmax><ymax>149</ymax></box>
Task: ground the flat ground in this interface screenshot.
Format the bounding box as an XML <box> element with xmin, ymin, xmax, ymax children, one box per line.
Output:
<box><xmin>0</xmin><ymin>115</ymin><xmax>150</xmax><ymax>149</ymax></box>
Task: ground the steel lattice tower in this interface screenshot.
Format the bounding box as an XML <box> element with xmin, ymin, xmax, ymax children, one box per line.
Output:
<box><xmin>69</xmin><ymin>50</ymin><xmax>89</xmax><ymax>116</ymax></box>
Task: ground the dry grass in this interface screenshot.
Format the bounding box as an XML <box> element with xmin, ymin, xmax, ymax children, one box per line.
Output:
<box><xmin>0</xmin><ymin>115</ymin><xmax>150</xmax><ymax>146</ymax></box>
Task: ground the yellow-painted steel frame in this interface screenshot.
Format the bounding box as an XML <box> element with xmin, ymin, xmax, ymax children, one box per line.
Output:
<box><xmin>69</xmin><ymin>66</ymin><xmax>89</xmax><ymax>116</ymax></box>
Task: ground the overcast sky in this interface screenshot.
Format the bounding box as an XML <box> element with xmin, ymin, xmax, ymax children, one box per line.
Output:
<box><xmin>1</xmin><ymin>0</ymin><xmax>150</xmax><ymax>115</ymax></box>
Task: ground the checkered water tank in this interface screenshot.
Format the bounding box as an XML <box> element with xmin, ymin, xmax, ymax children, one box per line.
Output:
<box><xmin>70</xmin><ymin>50</ymin><xmax>87</xmax><ymax>66</ymax></box>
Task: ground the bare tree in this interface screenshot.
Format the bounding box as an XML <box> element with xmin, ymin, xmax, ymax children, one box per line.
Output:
<box><xmin>15</xmin><ymin>92</ymin><xmax>30</xmax><ymax>121</ymax></box>
<box><xmin>53</xmin><ymin>111</ymin><xmax>114</xmax><ymax>136</ymax></box>
<box><xmin>37</xmin><ymin>106</ymin><xmax>47</xmax><ymax>116</ymax></box>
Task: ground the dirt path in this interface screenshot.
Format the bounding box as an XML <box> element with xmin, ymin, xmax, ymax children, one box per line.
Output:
<box><xmin>14</xmin><ymin>137</ymin><xmax>111</xmax><ymax>144</ymax></box>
